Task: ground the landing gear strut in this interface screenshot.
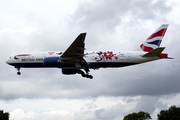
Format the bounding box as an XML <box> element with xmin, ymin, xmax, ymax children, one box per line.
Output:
<box><xmin>15</xmin><ymin>66</ymin><xmax>21</xmax><ymax>75</ymax></box>
<box><xmin>77</xmin><ymin>69</ymin><xmax>93</xmax><ymax>79</ymax></box>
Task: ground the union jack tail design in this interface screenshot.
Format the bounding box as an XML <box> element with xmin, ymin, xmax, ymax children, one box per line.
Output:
<box><xmin>138</xmin><ymin>24</ymin><xmax>168</xmax><ymax>52</ymax></box>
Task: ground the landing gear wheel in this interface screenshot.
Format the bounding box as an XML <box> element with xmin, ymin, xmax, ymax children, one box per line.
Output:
<box><xmin>86</xmin><ymin>74</ymin><xmax>93</xmax><ymax>79</ymax></box>
<box><xmin>81</xmin><ymin>73</ymin><xmax>86</xmax><ymax>77</ymax></box>
<box><xmin>89</xmin><ymin>75</ymin><xmax>93</xmax><ymax>79</ymax></box>
<box><xmin>17</xmin><ymin>72</ymin><xmax>21</xmax><ymax>75</ymax></box>
<box><xmin>77</xmin><ymin>69</ymin><xmax>93</xmax><ymax>79</ymax></box>
<box><xmin>15</xmin><ymin>66</ymin><xmax>21</xmax><ymax>75</ymax></box>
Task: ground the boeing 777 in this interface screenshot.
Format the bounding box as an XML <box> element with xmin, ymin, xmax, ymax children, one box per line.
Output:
<box><xmin>6</xmin><ymin>24</ymin><xmax>172</xmax><ymax>79</ymax></box>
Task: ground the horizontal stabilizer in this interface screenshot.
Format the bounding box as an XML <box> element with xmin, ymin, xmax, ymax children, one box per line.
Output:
<box><xmin>166</xmin><ymin>57</ymin><xmax>174</xmax><ymax>59</ymax></box>
<box><xmin>142</xmin><ymin>47</ymin><xmax>165</xmax><ymax>57</ymax></box>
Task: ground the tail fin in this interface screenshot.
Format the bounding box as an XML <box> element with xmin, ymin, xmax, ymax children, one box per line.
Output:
<box><xmin>136</xmin><ymin>24</ymin><xmax>169</xmax><ymax>52</ymax></box>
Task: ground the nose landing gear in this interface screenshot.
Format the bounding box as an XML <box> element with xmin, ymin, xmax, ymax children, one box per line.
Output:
<box><xmin>15</xmin><ymin>66</ymin><xmax>21</xmax><ymax>75</ymax></box>
<box><xmin>17</xmin><ymin>71</ymin><xmax>21</xmax><ymax>75</ymax></box>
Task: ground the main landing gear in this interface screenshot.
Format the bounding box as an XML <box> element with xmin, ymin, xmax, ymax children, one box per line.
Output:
<box><xmin>15</xmin><ymin>66</ymin><xmax>21</xmax><ymax>75</ymax></box>
<box><xmin>77</xmin><ymin>69</ymin><xmax>93</xmax><ymax>79</ymax></box>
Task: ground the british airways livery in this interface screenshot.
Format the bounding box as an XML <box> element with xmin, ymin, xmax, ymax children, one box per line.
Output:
<box><xmin>6</xmin><ymin>24</ymin><xmax>172</xmax><ymax>79</ymax></box>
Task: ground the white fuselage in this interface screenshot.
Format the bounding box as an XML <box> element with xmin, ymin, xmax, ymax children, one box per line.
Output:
<box><xmin>6</xmin><ymin>50</ymin><xmax>160</xmax><ymax>69</ymax></box>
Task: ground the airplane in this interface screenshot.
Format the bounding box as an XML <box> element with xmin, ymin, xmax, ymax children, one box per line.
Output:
<box><xmin>6</xmin><ymin>24</ymin><xmax>172</xmax><ymax>79</ymax></box>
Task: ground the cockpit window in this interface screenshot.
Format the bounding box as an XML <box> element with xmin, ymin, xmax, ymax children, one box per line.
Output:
<box><xmin>9</xmin><ymin>57</ymin><xmax>12</xmax><ymax>59</ymax></box>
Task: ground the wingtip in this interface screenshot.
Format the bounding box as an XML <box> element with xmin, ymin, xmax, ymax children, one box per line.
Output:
<box><xmin>80</xmin><ymin>33</ymin><xmax>87</xmax><ymax>35</ymax></box>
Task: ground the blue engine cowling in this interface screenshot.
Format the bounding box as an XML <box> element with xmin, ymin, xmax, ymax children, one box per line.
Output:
<box><xmin>62</xmin><ymin>69</ymin><xmax>77</xmax><ymax>75</ymax></box>
<box><xmin>43</xmin><ymin>57</ymin><xmax>59</xmax><ymax>67</ymax></box>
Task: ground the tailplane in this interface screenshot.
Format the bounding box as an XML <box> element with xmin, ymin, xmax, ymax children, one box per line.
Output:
<box><xmin>136</xmin><ymin>24</ymin><xmax>169</xmax><ymax>52</ymax></box>
<box><xmin>142</xmin><ymin>47</ymin><xmax>165</xmax><ymax>57</ymax></box>
<box><xmin>142</xmin><ymin>47</ymin><xmax>173</xmax><ymax>59</ymax></box>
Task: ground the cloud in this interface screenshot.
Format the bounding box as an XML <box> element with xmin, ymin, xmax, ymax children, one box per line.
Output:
<box><xmin>0</xmin><ymin>27</ymin><xmax>37</xmax><ymax>35</ymax></box>
<box><xmin>8</xmin><ymin>97</ymin><xmax>137</xmax><ymax>120</ymax></box>
<box><xmin>8</xmin><ymin>95</ymin><xmax>180</xmax><ymax>120</ymax></box>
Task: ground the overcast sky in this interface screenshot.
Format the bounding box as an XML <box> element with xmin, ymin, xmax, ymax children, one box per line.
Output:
<box><xmin>1</xmin><ymin>0</ymin><xmax>180</xmax><ymax>120</ymax></box>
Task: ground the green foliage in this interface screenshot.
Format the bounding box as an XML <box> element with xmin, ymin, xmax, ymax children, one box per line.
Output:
<box><xmin>123</xmin><ymin>111</ymin><xmax>152</xmax><ymax>120</ymax></box>
<box><xmin>157</xmin><ymin>105</ymin><xmax>180</xmax><ymax>120</ymax></box>
<box><xmin>0</xmin><ymin>110</ymin><xmax>9</xmax><ymax>120</ymax></box>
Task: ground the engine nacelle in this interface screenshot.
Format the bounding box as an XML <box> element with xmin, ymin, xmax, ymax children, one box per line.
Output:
<box><xmin>62</xmin><ymin>69</ymin><xmax>77</xmax><ymax>75</ymax></box>
<box><xmin>43</xmin><ymin>57</ymin><xmax>59</xmax><ymax>67</ymax></box>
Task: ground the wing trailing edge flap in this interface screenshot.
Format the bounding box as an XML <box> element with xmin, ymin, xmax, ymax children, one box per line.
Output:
<box><xmin>60</xmin><ymin>33</ymin><xmax>89</xmax><ymax>68</ymax></box>
<box><xmin>142</xmin><ymin>47</ymin><xmax>165</xmax><ymax>57</ymax></box>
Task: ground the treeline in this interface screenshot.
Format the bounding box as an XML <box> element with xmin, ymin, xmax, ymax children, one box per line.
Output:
<box><xmin>123</xmin><ymin>105</ymin><xmax>180</xmax><ymax>120</ymax></box>
<box><xmin>0</xmin><ymin>110</ymin><xmax>9</xmax><ymax>120</ymax></box>
<box><xmin>1</xmin><ymin>105</ymin><xmax>180</xmax><ymax>120</ymax></box>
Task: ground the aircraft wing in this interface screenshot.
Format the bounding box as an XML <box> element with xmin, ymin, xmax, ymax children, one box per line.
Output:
<box><xmin>60</xmin><ymin>33</ymin><xmax>89</xmax><ymax>68</ymax></box>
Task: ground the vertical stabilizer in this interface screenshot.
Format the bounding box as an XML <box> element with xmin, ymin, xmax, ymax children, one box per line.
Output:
<box><xmin>136</xmin><ymin>24</ymin><xmax>168</xmax><ymax>52</ymax></box>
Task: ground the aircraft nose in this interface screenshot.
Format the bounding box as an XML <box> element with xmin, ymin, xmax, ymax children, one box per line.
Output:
<box><xmin>6</xmin><ymin>57</ymin><xmax>13</xmax><ymax>65</ymax></box>
<box><xmin>6</xmin><ymin>59</ymin><xmax>10</xmax><ymax>64</ymax></box>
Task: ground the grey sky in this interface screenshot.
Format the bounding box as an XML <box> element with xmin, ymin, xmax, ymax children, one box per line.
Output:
<box><xmin>1</xmin><ymin>0</ymin><xmax>180</xmax><ymax>120</ymax></box>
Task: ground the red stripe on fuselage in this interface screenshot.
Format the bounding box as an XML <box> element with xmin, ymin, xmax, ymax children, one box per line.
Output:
<box><xmin>15</xmin><ymin>54</ymin><xmax>30</xmax><ymax>57</ymax></box>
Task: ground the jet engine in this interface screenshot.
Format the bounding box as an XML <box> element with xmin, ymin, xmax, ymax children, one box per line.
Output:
<box><xmin>62</xmin><ymin>69</ymin><xmax>77</xmax><ymax>75</ymax></box>
<box><xmin>43</xmin><ymin>57</ymin><xmax>59</xmax><ymax>67</ymax></box>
